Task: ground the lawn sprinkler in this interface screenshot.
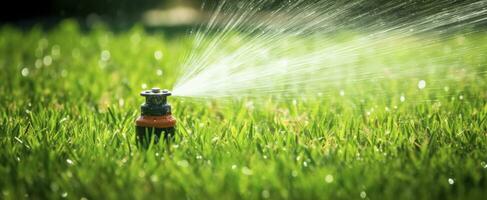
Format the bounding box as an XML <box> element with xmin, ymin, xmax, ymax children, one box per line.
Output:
<box><xmin>135</xmin><ymin>87</ymin><xmax>176</xmax><ymax>146</ymax></box>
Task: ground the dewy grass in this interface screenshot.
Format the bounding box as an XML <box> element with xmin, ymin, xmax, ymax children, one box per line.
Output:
<box><xmin>1</xmin><ymin>20</ymin><xmax>487</xmax><ymax>199</ymax></box>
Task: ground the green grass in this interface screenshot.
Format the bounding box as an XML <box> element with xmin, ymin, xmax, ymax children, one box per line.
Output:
<box><xmin>1</xmin><ymin>20</ymin><xmax>487</xmax><ymax>199</ymax></box>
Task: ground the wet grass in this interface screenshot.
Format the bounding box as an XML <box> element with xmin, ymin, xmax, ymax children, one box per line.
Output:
<box><xmin>1</xmin><ymin>20</ymin><xmax>487</xmax><ymax>199</ymax></box>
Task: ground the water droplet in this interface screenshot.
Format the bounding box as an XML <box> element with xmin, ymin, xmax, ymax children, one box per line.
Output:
<box><xmin>60</xmin><ymin>117</ymin><xmax>68</xmax><ymax>123</ymax></box>
<box><xmin>360</xmin><ymin>191</ymin><xmax>366</xmax><ymax>198</ymax></box>
<box><xmin>101</xmin><ymin>50</ymin><xmax>111</xmax><ymax>61</ymax></box>
<box><xmin>154</xmin><ymin>50</ymin><xmax>163</xmax><ymax>60</ymax></box>
<box><xmin>14</xmin><ymin>136</ymin><xmax>23</xmax><ymax>144</ymax></box>
<box><xmin>231</xmin><ymin>164</ymin><xmax>237</xmax><ymax>170</ymax></box>
<box><xmin>156</xmin><ymin>69</ymin><xmax>163</xmax><ymax>76</ymax></box>
<box><xmin>262</xmin><ymin>190</ymin><xmax>270</xmax><ymax>199</ymax></box>
<box><xmin>292</xmin><ymin>170</ymin><xmax>298</xmax><ymax>177</ymax></box>
<box><xmin>177</xmin><ymin>160</ymin><xmax>189</xmax><ymax>167</ymax></box>
<box><xmin>66</xmin><ymin>159</ymin><xmax>74</xmax><ymax>165</ymax></box>
<box><xmin>141</xmin><ymin>84</ymin><xmax>147</xmax><ymax>89</ymax></box>
<box><xmin>325</xmin><ymin>174</ymin><xmax>334</xmax><ymax>183</ymax></box>
<box><xmin>303</xmin><ymin>161</ymin><xmax>308</xmax><ymax>167</ymax></box>
<box><xmin>61</xmin><ymin>192</ymin><xmax>68</xmax><ymax>198</ymax></box>
<box><xmin>241</xmin><ymin>167</ymin><xmax>253</xmax><ymax>175</ymax></box>
<box><xmin>43</xmin><ymin>56</ymin><xmax>52</xmax><ymax>66</ymax></box>
<box><xmin>418</xmin><ymin>80</ymin><xmax>426</xmax><ymax>89</ymax></box>
<box><xmin>118</xmin><ymin>98</ymin><xmax>125</xmax><ymax>107</ymax></box>
<box><xmin>21</xmin><ymin>68</ymin><xmax>29</xmax><ymax>77</ymax></box>
<box><xmin>196</xmin><ymin>155</ymin><xmax>203</xmax><ymax>160</ymax></box>
<box><xmin>150</xmin><ymin>175</ymin><xmax>159</xmax><ymax>183</ymax></box>
<box><xmin>448</xmin><ymin>178</ymin><xmax>454</xmax><ymax>185</ymax></box>
<box><xmin>35</xmin><ymin>59</ymin><xmax>42</xmax><ymax>68</ymax></box>
<box><xmin>459</xmin><ymin>95</ymin><xmax>463</xmax><ymax>100</ymax></box>
<box><xmin>400</xmin><ymin>95</ymin><xmax>405</xmax><ymax>102</ymax></box>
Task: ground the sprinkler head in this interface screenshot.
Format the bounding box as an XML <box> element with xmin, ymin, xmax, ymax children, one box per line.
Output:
<box><xmin>135</xmin><ymin>87</ymin><xmax>176</xmax><ymax>147</ymax></box>
<box><xmin>140</xmin><ymin>88</ymin><xmax>172</xmax><ymax>116</ymax></box>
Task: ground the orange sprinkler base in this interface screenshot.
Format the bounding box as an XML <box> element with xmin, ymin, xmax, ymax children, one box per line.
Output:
<box><xmin>135</xmin><ymin>88</ymin><xmax>176</xmax><ymax>146</ymax></box>
<box><xmin>135</xmin><ymin>115</ymin><xmax>176</xmax><ymax>129</ymax></box>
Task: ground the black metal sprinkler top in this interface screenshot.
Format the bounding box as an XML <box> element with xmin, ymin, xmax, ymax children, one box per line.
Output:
<box><xmin>140</xmin><ymin>87</ymin><xmax>172</xmax><ymax>116</ymax></box>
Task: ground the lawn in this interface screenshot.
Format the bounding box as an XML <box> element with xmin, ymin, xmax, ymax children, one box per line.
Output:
<box><xmin>1</xmin><ymin>20</ymin><xmax>487</xmax><ymax>199</ymax></box>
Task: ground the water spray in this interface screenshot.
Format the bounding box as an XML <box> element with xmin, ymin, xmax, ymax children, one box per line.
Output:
<box><xmin>172</xmin><ymin>0</ymin><xmax>487</xmax><ymax>99</ymax></box>
<box><xmin>135</xmin><ymin>87</ymin><xmax>176</xmax><ymax>146</ymax></box>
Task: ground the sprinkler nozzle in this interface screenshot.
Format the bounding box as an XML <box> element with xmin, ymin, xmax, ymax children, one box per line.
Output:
<box><xmin>140</xmin><ymin>88</ymin><xmax>172</xmax><ymax>116</ymax></box>
<box><xmin>135</xmin><ymin>87</ymin><xmax>176</xmax><ymax>147</ymax></box>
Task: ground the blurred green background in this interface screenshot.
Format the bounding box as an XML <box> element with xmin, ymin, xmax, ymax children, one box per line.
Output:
<box><xmin>2</xmin><ymin>0</ymin><xmax>485</xmax><ymax>29</ymax></box>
